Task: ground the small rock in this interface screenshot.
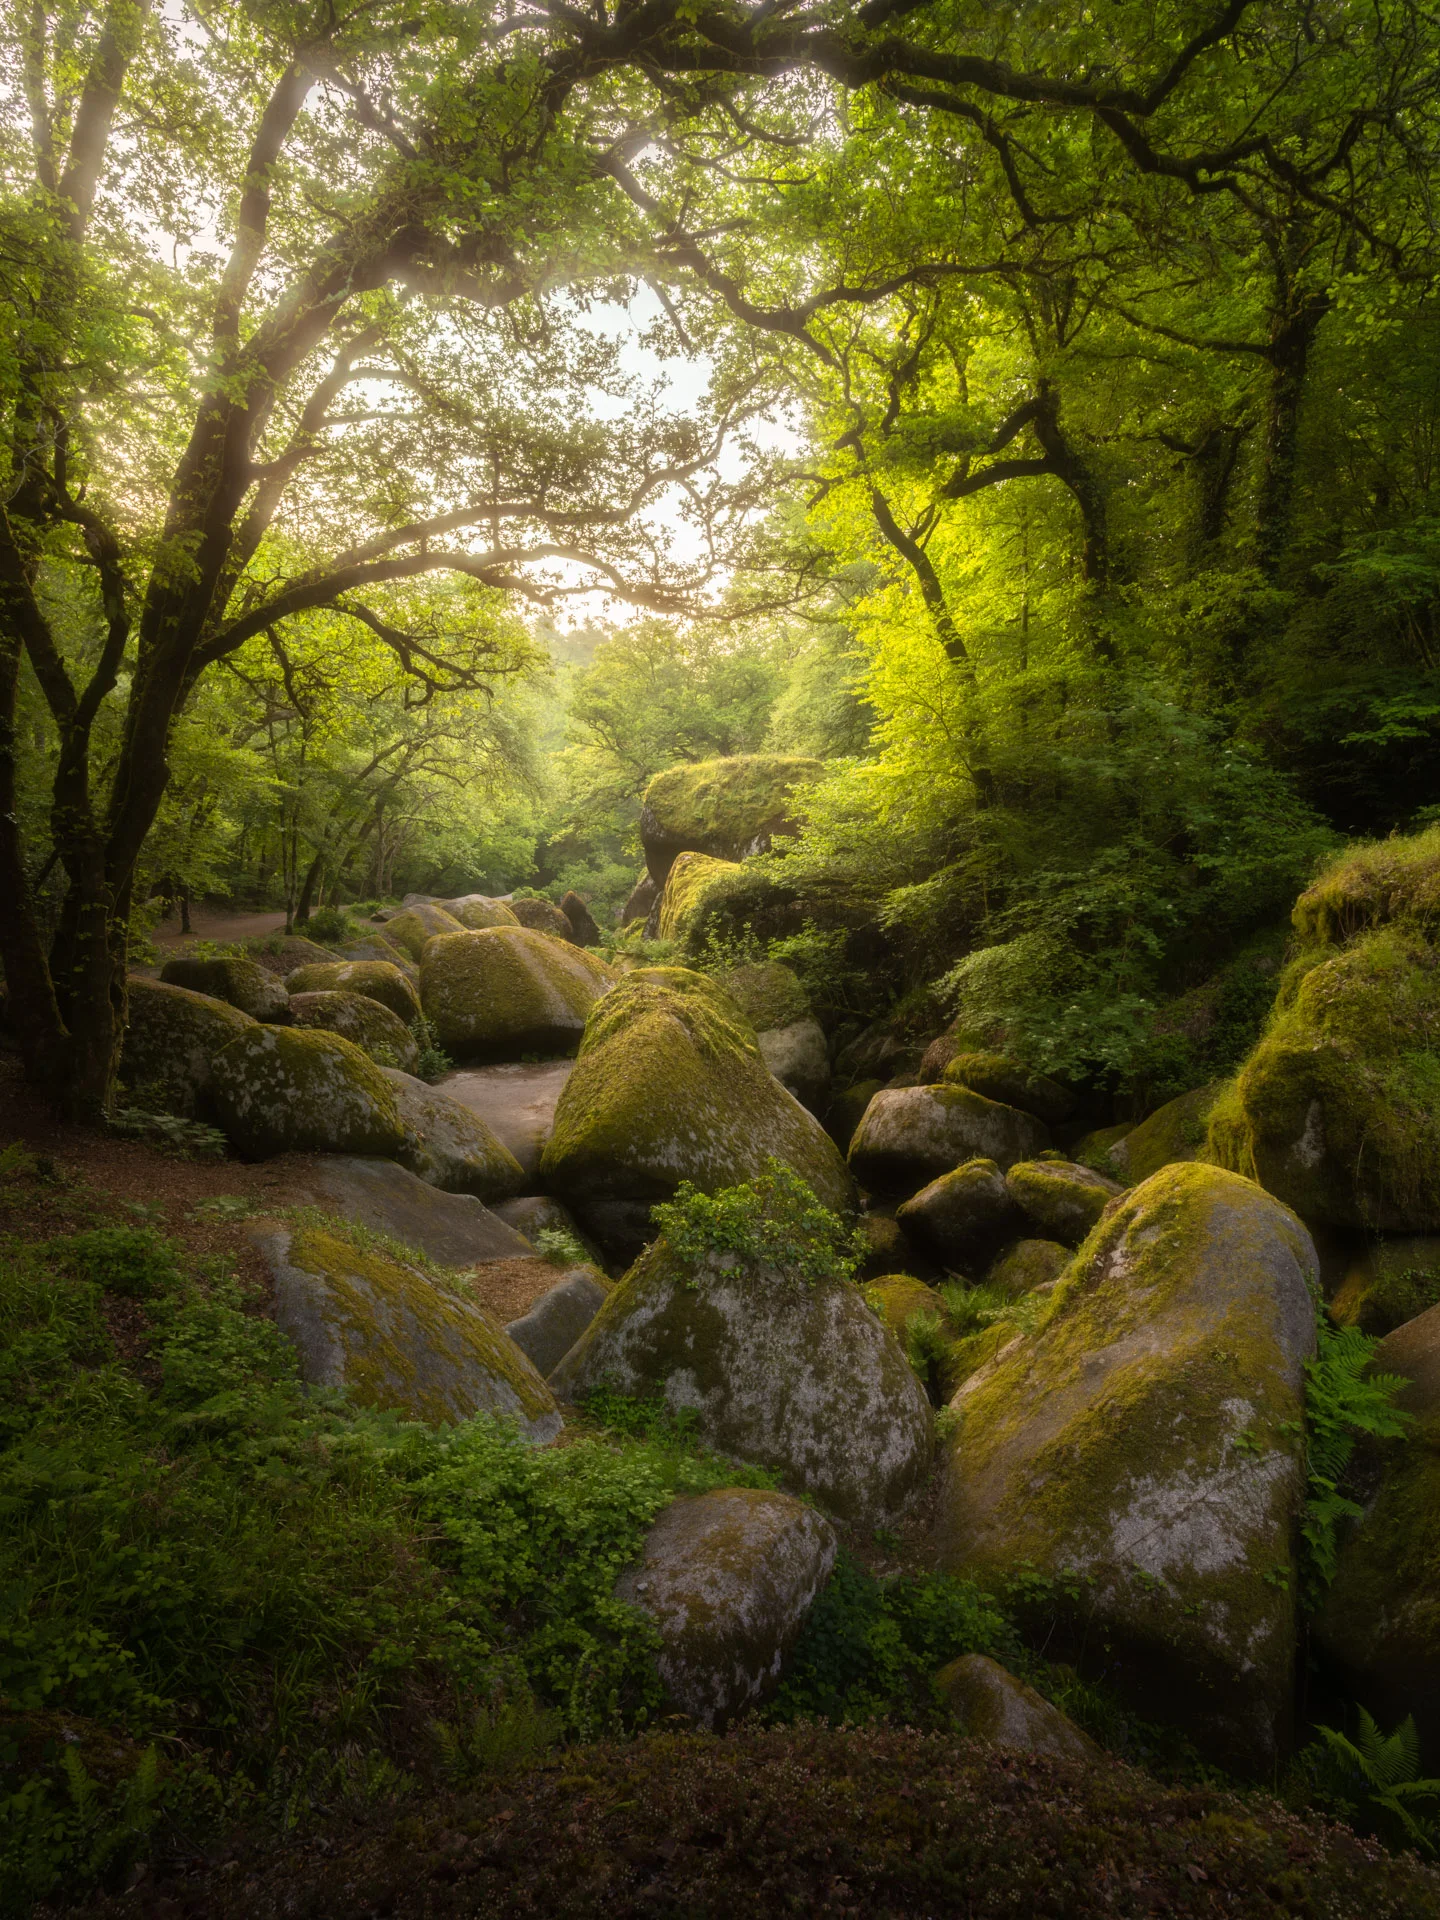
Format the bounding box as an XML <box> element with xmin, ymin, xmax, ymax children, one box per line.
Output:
<box><xmin>935</xmin><ymin>1654</ymin><xmax>1100</xmax><ymax>1762</ymax></box>
<box><xmin>897</xmin><ymin>1158</ymin><xmax>1020</xmax><ymax>1266</ymax></box>
<box><xmin>506</xmin><ymin>1267</ymin><xmax>610</xmax><ymax>1377</ymax></box>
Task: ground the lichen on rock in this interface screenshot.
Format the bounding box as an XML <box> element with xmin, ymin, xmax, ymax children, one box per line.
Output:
<box><xmin>210</xmin><ymin>1024</ymin><xmax>406</xmax><ymax>1159</ymax></box>
<box><xmin>289</xmin><ymin>989</ymin><xmax>419</xmax><ymax>1071</ymax></box>
<box><xmin>1110</xmin><ymin>1083</ymin><xmax>1224</xmax><ymax>1186</ymax></box>
<box><xmin>720</xmin><ymin>962</ymin><xmax>811</xmax><ymax>1033</ymax></box>
<box><xmin>941</xmin><ymin>1053</ymin><xmax>1074</xmax><ymax>1127</ymax></box>
<box><xmin>439</xmin><ymin>894</ymin><xmax>520</xmax><ymax>930</ymax></box>
<box><xmin>120</xmin><ymin>977</ymin><xmax>256</xmax><ymax>1117</ymax></box>
<box><xmin>383</xmin><ymin>901</ymin><xmax>467</xmax><ymax>961</ymax></box>
<box><xmin>897</xmin><ymin>1158</ymin><xmax>1019</xmax><ymax>1266</ymax></box>
<box><xmin>159</xmin><ymin>954</ymin><xmax>290</xmax><ymax>1022</ymax></box>
<box><xmin>1005</xmin><ymin>1160</ymin><xmax>1124</xmax><ymax>1248</ymax></box>
<box><xmin>848</xmin><ymin>1086</ymin><xmax>1050</xmax><ymax>1196</ymax></box>
<box><xmin>640</xmin><ymin>754</ymin><xmax>822</xmax><ymax>884</ymax></box>
<box><xmin>930</xmin><ymin>1161</ymin><xmax>1318</xmax><ymax>1774</ymax></box>
<box><xmin>935</xmin><ymin>1653</ymin><xmax>1100</xmax><ymax>1762</ymax></box>
<box><xmin>419</xmin><ymin>926</ymin><xmax>613</xmax><ymax>1061</ymax></box>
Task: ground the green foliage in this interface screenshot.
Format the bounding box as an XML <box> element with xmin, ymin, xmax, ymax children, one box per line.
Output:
<box><xmin>299</xmin><ymin>906</ymin><xmax>361</xmax><ymax>944</ymax></box>
<box><xmin>1291</xmin><ymin>1709</ymin><xmax>1440</xmax><ymax>1856</ymax></box>
<box><xmin>409</xmin><ymin>1015</ymin><xmax>454</xmax><ymax>1083</ymax></box>
<box><xmin>106</xmin><ymin>1109</ymin><xmax>228</xmax><ymax>1160</ymax></box>
<box><xmin>766</xmin><ymin>1550</ymin><xmax>1012</xmax><ymax>1727</ymax></box>
<box><xmin>534</xmin><ymin>1226</ymin><xmax>589</xmax><ymax>1268</ymax></box>
<box><xmin>1302</xmin><ymin>1319</ymin><xmax>1413</xmax><ymax>1602</ymax></box>
<box><xmin>652</xmin><ymin>1160</ymin><xmax>861</xmax><ymax>1289</ymax></box>
<box><xmin>573</xmin><ymin>1385</ymin><xmax>781</xmax><ymax>1491</ymax></box>
<box><xmin>430</xmin><ymin>1675</ymin><xmax>564</xmax><ymax>1785</ymax></box>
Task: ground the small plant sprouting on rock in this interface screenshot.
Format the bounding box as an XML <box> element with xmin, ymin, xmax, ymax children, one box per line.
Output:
<box><xmin>410</xmin><ymin>1014</ymin><xmax>454</xmax><ymax>1082</ymax></box>
<box><xmin>653</xmin><ymin>1159</ymin><xmax>863</xmax><ymax>1288</ymax></box>
<box><xmin>1301</xmin><ymin>1317</ymin><xmax>1412</xmax><ymax>1602</ymax></box>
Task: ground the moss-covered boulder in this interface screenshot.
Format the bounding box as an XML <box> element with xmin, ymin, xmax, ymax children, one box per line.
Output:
<box><xmin>827</xmin><ymin>1078</ymin><xmax>884</xmax><ymax>1152</ymax></box>
<box><xmin>1208</xmin><ymin>927</ymin><xmax>1440</xmax><ymax>1230</ymax></box>
<box><xmin>550</xmin><ymin>1236</ymin><xmax>933</xmax><ymax>1523</ymax></box>
<box><xmin>1072</xmin><ymin>1122</ymin><xmax>1134</xmax><ymax>1177</ymax></box>
<box><xmin>1006</xmin><ymin>1160</ymin><xmax>1124</xmax><ymax>1248</ymax></box>
<box><xmin>1111</xmin><ymin>1083</ymin><xmax>1223</xmax><ymax>1186</ymax></box>
<box><xmin>248</xmin><ymin>1221</ymin><xmax>560</xmax><ymax>1439</ymax></box>
<box><xmin>720</xmin><ymin>962</ymin><xmax>810</xmax><ymax>1033</ymax></box>
<box><xmin>616</xmin><ymin>1489</ymin><xmax>836</xmax><ymax>1728</ymax></box>
<box><xmin>1292</xmin><ymin>825</ymin><xmax>1440</xmax><ymax>946</ymax></box>
<box><xmin>655</xmin><ymin>852</ymin><xmax>748</xmax><ymax>953</ymax></box>
<box><xmin>897</xmin><ymin>1158</ymin><xmax>1020</xmax><ymax>1267</ymax></box>
<box><xmin>640</xmin><ymin>754</ymin><xmax>822</xmax><ymax>884</ymax></box>
<box><xmin>918</xmin><ymin>1032</ymin><xmax>963</xmax><ymax>1083</ymax></box>
<box><xmin>941</xmin><ymin>1054</ymin><xmax>1074</xmax><ymax>1128</ymax></box>
<box><xmin>120</xmin><ymin>978</ymin><xmax>256</xmax><ymax>1117</ymax></box>
<box><xmin>757</xmin><ymin>1019</ymin><xmax>830</xmax><ymax>1115</ymax></box>
<box><xmin>863</xmin><ymin>1274</ymin><xmax>949</xmax><ymax>1341</ymax></box>
<box><xmin>1329</xmin><ymin>1237</ymin><xmax>1440</xmax><ymax>1335</ymax></box>
<box><xmin>935</xmin><ymin>1654</ymin><xmax>1100</xmax><ymax>1762</ymax></box>
<box><xmin>561</xmin><ymin>891</ymin><xmax>601</xmax><ymax>947</ymax></box>
<box><xmin>210</xmin><ymin>1026</ymin><xmax>406</xmax><ymax>1160</ymax></box>
<box><xmin>439</xmin><ymin>894</ymin><xmax>520</xmax><ymax>930</ymax></box>
<box><xmin>848</xmin><ymin>1087</ymin><xmax>1050</xmax><ymax>1197</ymax></box>
<box><xmin>988</xmin><ymin>1238</ymin><xmax>1071</xmax><ymax>1296</ymax></box>
<box><xmin>288</xmin><ymin>989</ymin><xmax>419</xmax><ymax>1071</ymax></box>
<box><xmin>159</xmin><ymin>954</ymin><xmax>289</xmax><ymax>1022</ymax></box>
<box><xmin>383</xmin><ymin>901</ymin><xmax>467</xmax><ymax>961</ymax></box>
<box><xmin>622</xmin><ymin>871</ymin><xmax>658</xmax><ymax>929</ymax></box>
<box><xmin>540</xmin><ymin>970</ymin><xmax>852</xmax><ymax>1250</ymax></box>
<box><xmin>504</xmin><ymin>1267</ymin><xmax>610</xmax><ymax>1379</ymax></box>
<box><xmin>334</xmin><ymin>936</ymin><xmax>418</xmax><ymax>978</ymax></box>
<box><xmin>285</xmin><ymin>958</ymin><xmax>421</xmax><ymax>1024</ymax></box>
<box><xmin>419</xmin><ymin>927</ymin><xmax>613</xmax><ymax>1062</ymax></box>
<box><xmin>382</xmin><ymin>1067</ymin><xmax>527</xmax><ymax>1202</ymax></box>
<box><xmin>510</xmin><ymin>897</ymin><xmax>574</xmax><ymax>941</ymax></box>
<box><xmin>241</xmin><ymin>933</ymin><xmax>338</xmax><ymax>975</ymax></box>
<box><xmin>855</xmin><ymin>1211</ymin><xmax>912</xmax><ymax>1281</ymax></box>
<box><xmin>277</xmin><ymin>1154</ymin><xmax>536</xmax><ymax>1269</ymax></box>
<box><xmin>931</xmin><ymin>1162</ymin><xmax>1318</xmax><ymax>1773</ymax></box>
<box><xmin>1314</xmin><ymin>1304</ymin><xmax>1440</xmax><ymax>1755</ymax></box>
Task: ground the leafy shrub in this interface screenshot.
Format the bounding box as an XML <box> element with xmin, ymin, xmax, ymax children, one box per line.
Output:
<box><xmin>410</xmin><ymin>1014</ymin><xmax>454</xmax><ymax>1082</ymax></box>
<box><xmin>652</xmin><ymin>1160</ymin><xmax>862</xmax><ymax>1288</ymax></box>
<box><xmin>1302</xmin><ymin>1318</ymin><xmax>1412</xmax><ymax>1602</ymax></box>
<box><xmin>534</xmin><ymin>1226</ymin><xmax>590</xmax><ymax>1267</ymax></box>
<box><xmin>299</xmin><ymin>905</ymin><xmax>358</xmax><ymax>944</ymax></box>
<box><xmin>107</xmin><ymin>1108</ymin><xmax>227</xmax><ymax>1160</ymax></box>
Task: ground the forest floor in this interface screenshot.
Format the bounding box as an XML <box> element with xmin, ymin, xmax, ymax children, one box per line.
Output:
<box><xmin>151</xmin><ymin>905</ymin><xmax>289</xmax><ymax>949</ymax></box>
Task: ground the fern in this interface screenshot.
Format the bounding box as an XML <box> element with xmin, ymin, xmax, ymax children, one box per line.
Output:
<box><xmin>1301</xmin><ymin>1319</ymin><xmax>1411</xmax><ymax>1601</ymax></box>
<box><xmin>1309</xmin><ymin>1711</ymin><xmax>1440</xmax><ymax>1854</ymax></box>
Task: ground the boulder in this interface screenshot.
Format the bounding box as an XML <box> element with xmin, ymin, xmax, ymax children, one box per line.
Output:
<box><xmin>419</xmin><ymin>927</ymin><xmax>612</xmax><ymax>1062</ymax></box>
<box><xmin>275</xmin><ymin>1154</ymin><xmax>536</xmax><ymax>1268</ymax></box>
<box><xmin>289</xmin><ymin>989</ymin><xmax>419</xmax><ymax>1071</ymax></box>
<box><xmin>827</xmin><ymin>1078</ymin><xmax>884</xmax><ymax>1152</ymax></box>
<box><xmin>434</xmin><ymin>1061</ymin><xmax>575</xmax><ymax>1180</ymax></box>
<box><xmin>509</xmin><ymin>896</ymin><xmax>575</xmax><ymax>941</ymax></box>
<box><xmin>855</xmin><ymin>1211</ymin><xmax>912</xmax><ymax>1281</ymax></box>
<box><xmin>848</xmin><ymin>1087</ymin><xmax>1050</xmax><ymax>1197</ymax></box>
<box><xmin>935</xmin><ymin>1655</ymin><xmax>1100</xmax><ymax>1763</ymax></box>
<box><xmin>1072</xmin><ymin>1122</ymin><xmax>1134</xmax><ymax>1177</ymax></box>
<box><xmin>988</xmin><ymin>1238</ymin><xmax>1071</xmax><ymax>1296</ymax></box>
<box><xmin>864</xmin><ymin>1274</ymin><xmax>951</xmax><ymax>1343</ymax></box>
<box><xmin>284</xmin><ymin>959</ymin><xmax>421</xmax><ymax>1024</ymax></box>
<box><xmin>550</xmin><ymin>1235</ymin><xmax>932</xmax><ymax>1523</ymax></box>
<box><xmin>159</xmin><ymin>954</ymin><xmax>289</xmax><ymax>1022</ymax></box>
<box><xmin>1110</xmin><ymin>1084</ymin><xmax>1222</xmax><ymax>1185</ymax></box>
<box><xmin>491</xmin><ymin>1193</ymin><xmax>590</xmax><ymax>1251</ymax></box>
<box><xmin>941</xmin><ymin>1053</ymin><xmax>1075</xmax><ymax>1128</ymax></box>
<box><xmin>505</xmin><ymin>1266</ymin><xmax>610</xmax><ymax>1377</ymax></box>
<box><xmin>615</xmin><ymin>1489</ymin><xmax>836</xmax><ymax>1728</ymax></box>
<box><xmin>241</xmin><ymin>934</ymin><xmax>338</xmax><ymax>975</ymax></box>
<box><xmin>381</xmin><ymin>1068</ymin><xmax>528</xmax><ymax>1202</ymax></box>
<box><xmin>897</xmin><ymin>1158</ymin><xmax>1020</xmax><ymax>1267</ymax></box>
<box><xmin>1006</xmin><ymin>1160</ymin><xmax>1124</xmax><ymax>1248</ymax></box>
<box><xmin>248</xmin><ymin>1220</ymin><xmax>560</xmax><ymax>1439</ymax></box>
<box><xmin>918</xmin><ymin>1032</ymin><xmax>963</xmax><ymax>1083</ymax></box>
<box><xmin>210</xmin><ymin>1025</ymin><xmax>407</xmax><ymax>1160</ymax></box>
<box><xmin>383</xmin><ymin>902</ymin><xmax>467</xmax><ymax>962</ymax></box>
<box><xmin>640</xmin><ymin>754</ymin><xmax>822</xmax><ymax>885</ymax></box>
<box><xmin>655</xmin><ymin>852</ymin><xmax>748</xmax><ymax>954</ymax></box>
<box><xmin>931</xmin><ymin>1162</ymin><xmax>1318</xmax><ymax>1774</ymax></box>
<box><xmin>1291</xmin><ymin>825</ymin><xmax>1440</xmax><ymax>946</ymax></box>
<box><xmin>1329</xmin><ymin>1237</ymin><xmax>1440</xmax><ymax>1336</ymax></box>
<box><xmin>334</xmin><ymin>937</ymin><xmax>419</xmax><ymax>979</ymax></box>
<box><xmin>757</xmin><ymin>1018</ymin><xmax>830</xmax><ymax>1115</ymax></box>
<box><xmin>540</xmin><ymin>969</ymin><xmax>853</xmax><ymax>1256</ymax></box>
<box><xmin>1313</xmin><ymin>1305</ymin><xmax>1440</xmax><ymax>1757</ymax></box>
<box><xmin>621</xmin><ymin>871</ymin><xmax>658</xmax><ymax>929</ymax></box>
<box><xmin>719</xmin><ymin>962</ymin><xmax>810</xmax><ymax>1034</ymax></box>
<box><xmin>560</xmin><ymin>891</ymin><xmax>602</xmax><ymax>947</ymax></box>
<box><xmin>120</xmin><ymin>978</ymin><xmax>256</xmax><ymax>1117</ymax></box>
<box><xmin>1208</xmin><ymin>927</ymin><xmax>1440</xmax><ymax>1230</ymax></box>
<box><xmin>439</xmin><ymin>894</ymin><xmax>520</xmax><ymax>930</ymax></box>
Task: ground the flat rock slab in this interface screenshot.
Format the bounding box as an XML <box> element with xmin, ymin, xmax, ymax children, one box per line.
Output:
<box><xmin>506</xmin><ymin>1266</ymin><xmax>611</xmax><ymax>1378</ymax></box>
<box><xmin>436</xmin><ymin>1061</ymin><xmax>574</xmax><ymax>1179</ymax></box>
<box><xmin>277</xmin><ymin>1154</ymin><xmax>536</xmax><ymax>1269</ymax></box>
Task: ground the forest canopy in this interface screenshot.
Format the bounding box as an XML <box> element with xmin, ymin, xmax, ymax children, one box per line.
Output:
<box><xmin>4</xmin><ymin>0</ymin><xmax>1440</xmax><ymax>1115</ymax></box>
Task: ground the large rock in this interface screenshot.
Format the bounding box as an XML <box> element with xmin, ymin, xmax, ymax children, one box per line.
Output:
<box><xmin>931</xmin><ymin>1162</ymin><xmax>1317</xmax><ymax>1774</ymax></box>
<box><xmin>241</xmin><ymin>933</ymin><xmax>338</xmax><ymax>975</ymax></box>
<box><xmin>935</xmin><ymin>1655</ymin><xmax>1100</xmax><ymax>1762</ymax></box>
<box><xmin>120</xmin><ymin>978</ymin><xmax>255</xmax><ymax>1117</ymax></box>
<box><xmin>210</xmin><ymin>1025</ymin><xmax>406</xmax><ymax>1160</ymax></box>
<box><xmin>1329</xmin><ymin>1237</ymin><xmax>1440</xmax><ymax>1335</ymax></box>
<box><xmin>848</xmin><ymin>1086</ymin><xmax>1050</xmax><ymax>1196</ymax></box>
<box><xmin>720</xmin><ymin>962</ymin><xmax>810</xmax><ymax>1033</ymax></box>
<box><xmin>1313</xmin><ymin>1305</ymin><xmax>1440</xmax><ymax>1758</ymax></box>
<box><xmin>1111</xmin><ymin>1083</ymin><xmax>1223</xmax><ymax>1185</ymax></box>
<box><xmin>560</xmin><ymin>891</ymin><xmax>601</xmax><ymax>947</ymax></box>
<box><xmin>640</xmin><ymin>754</ymin><xmax>822</xmax><ymax>885</ymax></box>
<box><xmin>284</xmin><ymin>959</ymin><xmax>421</xmax><ymax>1024</ymax></box>
<box><xmin>621</xmin><ymin>871</ymin><xmax>658</xmax><ymax>928</ymax></box>
<box><xmin>383</xmin><ymin>901</ymin><xmax>467</xmax><ymax>961</ymax></box>
<box><xmin>249</xmin><ymin>1219</ymin><xmax>560</xmax><ymax>1439</ymax></box>
<box><xmin>419</xmin><ymin>927</ymin><xmax>612</xmax><ymax>1062</ymax></box>
<box><xmin>159</xmin><ymin>954</ymin><xmax>289</xmax><ymax>1022</ymax></box>
<box><xmin>505</xmin><ymin>1267</ymin><xmax>610</xmax><ymax>1377</ymax></box>
<box><xmin>508</xmin><ymin>896</ymin><xmax>574</xmax><ymax>941</ymax></box>
<box><xmin>988</xmin><ymin>1238</ymin><xmax>1070</xmax><ymax>1295</ymax></box>
<box><xmin>757</xmin><ymin>1019</ymin><xmax>830</xmax><ymax>1115</ymax></box>
<box><xmin>897</xmin><ymin>1158</ymin><xmax>1020</xmax><ymax>1266</ymax></box>
<box><xmin>1006</xmin><ymin>1160</ymin><xmax>1124</xmax><ymax>1248</ymax></box>
<box><xmin>941</xmin><ymin>1053</ymin><xmax>1074</xmax><ymax>1127</ymax></box>
<box><xmin>439</xmin><ymin>894</ymin><xmax>520</xmax><ymax>930</ymax></box>
<box><xmin>276</xmin><ymin>1154</ymin><xmax>536</xmax><ymax>1268</ymax></box>
<box><xmin>381</xmin><ymin>1067</ymin><xmax>527</xmax><ymax>1201</ymax></box>
<box><xmin>334</xmin><ymin>937</ymin><xmax>418</xmax><ymax>979</ymax></box>
<box><xmin>434</xmin><ymin>1062</ymin><xmax>575</xmax><ymax>1181</ymax></box>
<box><xmin>550</xmin><ymin>1235</ymin><xmax>932</xmax><ymax>1523</ymax></box>
<box><xmin>1209</xmin><ymin>926</ymin><xmax>1440</xmax><ymax>1230</ymax></box>
<box><xmin>540</xmin><ymin>969</ymin><xmax>853</xmax><ymax>1257</ymax></box>
<box><xmin>616</xmin><ymin>1489</ymin><xmax>836</xmax><ymax>1728</ymax></box>
<box><xmin>289</xmin><ymin>989</ymin><xmax>419</xmax><ymax>1071</ymax></box>
<box><xmin>655</xmin><ymin>852</ymin><xmax>748</xmax><ymax>953</ymax></box>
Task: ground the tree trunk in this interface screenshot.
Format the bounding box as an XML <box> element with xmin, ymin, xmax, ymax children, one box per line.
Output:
<box><xmin>295</xmin><ymin>851</ymin><xmax>324</xmax><ymax>926</ymax></box>
<box><xmin>1256</xmin><ymin>287</ymin><xmax>1329</xmax><ymax>574</ymax></box>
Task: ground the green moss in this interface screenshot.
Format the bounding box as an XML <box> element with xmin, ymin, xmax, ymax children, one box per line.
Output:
<box><xmin>655</xmin><ymin>853</ymin><xmax>750</xmax><ymax>952</ymax></box>
<box><xmin>987</xmin><ymin>1238</ymin><xmax>1070</xmax><ymax>1295</ymax></box>
<box><xmin>1293</xmin><ymin>827</ymin><xmax>1440</xmax><ymax>946</ymax></box>
<box><xmin>209</xmin><ymin>1025</ymin><xmax>406</xmax><ymax>1159</ymax></box>
<box><xmin>642</xmin><ymin>755</ymin><xmax>821</xmax><ymax>856</ymax></box>
<box><xmin>158</xmin><ymin>954</ymin><xmax>286</xmax><ymax>1020</ymax></box>
<box><xmin>120</xmin><ymin>979</ymin><xmax>256</xmax><ymax>1118</ymax></box>
<box><xmin>419</xmin><ymin>926</ymin><xmax>612</xmax><ymax>1060</ymax></box>
<box><xmin>383</xmin><ymin>902</ymin><xmax>467</xmax><ymax>961</ymax></box>
<box><xmin>941</xmin><ymin>1053</ymin><xmax>1074</xmax><ymax>1126</ymax></box>
<box><xmin>1071</xmin><ymin>1123</ymin><xmax>1132</xmax><ymax>1177</ymax></box>
<box><xmin>444</xmin><ymin>895</ymin><xmax>520</xmax><ymax>930</ymax></box>
<box><xmin>718</xmin><ymin>960</ymin><xmax>810</xmax><ymax>1031</ymax></box>
<box><xmin>288</xmin><ymin>989</ymin><xmax>418</xmax><ymax>1069</ymax></box>
<box><xmin>284</xmin><ymin>959</ymin><xmax>421</xmax><ymax>1023</ymax></box>
<box><xmin>1112</xmin><ymin>1083</ymin><xmax>1224</xmax><ymax>1185</ymax></box>
<box><xmin>1330</xmin><ymin>1240</ymin><xmax>1440</xmax><ymax>1335</ymax></box>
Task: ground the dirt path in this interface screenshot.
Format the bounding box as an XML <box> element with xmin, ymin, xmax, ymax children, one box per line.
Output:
<box><xmin>152</xmin><ymin>905</ymin><xmax>289</xmax><ymax>947</ymax></box>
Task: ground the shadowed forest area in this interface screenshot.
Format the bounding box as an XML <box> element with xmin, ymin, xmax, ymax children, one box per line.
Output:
<box><xmin>8</xmin><ymin>2</ymin><xmax>1440</xmax><ymax>1914</ymax></box>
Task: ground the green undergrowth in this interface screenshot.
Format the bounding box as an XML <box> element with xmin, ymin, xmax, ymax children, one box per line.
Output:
<box><xmin>1301</xmin><ymin>1317</ymin><xmax>1413</xmax><ymax>1603</ymax></box>
<box><xmin>0</xmin><ymin>1223</ymin><xmax>784</xmax><ymax>1908</ymax></box>
<box><xmin>652</xmin><ymin>1158</ymin><xmax>863</xmax><ymax>1288</ymax></box>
